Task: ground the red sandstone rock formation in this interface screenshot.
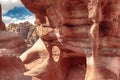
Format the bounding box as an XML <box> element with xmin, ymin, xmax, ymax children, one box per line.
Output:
<box><xmin>85</xmin><ymin>0</ymin><xmax>120</xmax><ymax>80</ymax></box>
<box><xmin>21</xmin><ymin>0</ymin><xmax>120</xmax><ymax>80</ymax></box>
<box><xmin>0</xmin><ymin>4</ymin><xmax>6</xmax><ymax>30</ymax></box>
<box><xmin>0</xmin><ymin>54</ymin><xmax>31</xmax><ymax>80</ymax></box>
<box><xmin>0</xmin><ymin>31</ymin><xmax>27</xmax><ymax>56</ymax></box>
<box><xmin>20</xmin><ymin>0</ymin><xmax>88</xmax><ymax>80</ymax></box>
<box><xmin>0</xmin><ymin>30</ymin><xmax>34</xmax><ymax>80</ymax></box>
<box><xmin>0</xmin><ymin>5</ymin><xmax>31</xmax><ymax>79</ymax></box>
<box><xmin>0</xmin><ymin>31</ymin><xmax>32</xmax><ymax>80</ymax></box>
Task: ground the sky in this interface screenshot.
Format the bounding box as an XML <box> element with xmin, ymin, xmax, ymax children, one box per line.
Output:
<box><xmin>0</xmin><ymin>0</ymin><xmax>35</xmax><ymax>26</ymax></box>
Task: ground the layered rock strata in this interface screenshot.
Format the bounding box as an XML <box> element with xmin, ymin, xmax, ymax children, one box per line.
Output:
<box><xmin>21</xmin><ymin>0</ymin><xmax>120</xmax><ymax>80</ymax></box>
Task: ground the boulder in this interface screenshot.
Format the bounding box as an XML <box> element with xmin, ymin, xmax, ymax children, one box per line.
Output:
<box><xmin>0</xmin><ymin>30</ymin><xmax>27</xmax><ymax>56</ymax></box>
<box><xmin>0</xmin><ymin>30</ymin><xmax>31</xmax><ymax>80</ymax></box>
<box><xmin>0</xmin><ymin>54</ymin><xmax>32</xmax><ymax>80</ymax></box>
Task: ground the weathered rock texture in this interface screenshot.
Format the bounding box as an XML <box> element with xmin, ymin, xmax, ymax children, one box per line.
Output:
<box><xmin>0</xmin><ymin>4</ymin><xmax>6</xmax><ymax>30</ymax></box>
<box><xmin>0</xmin><ymin>54</ymin><xmax>32</xmax><ymax>80</ymax></box>
<box><xmin>7</xmin><ymin>21</ymin><xmax>39</xmax><ymax>45</ymax></box>
<box><xmin>0</xmin><ymin>4</ymin><xmax>32</xmax><ymax>79</ymax></box>
<box><xmin>0</xmin><ymin>30</ymin><xmax>33</xmax><ymax>80</ymax></box>
<box><xmin>20</xmin><ymin>0</ymin><xmax>120</xmax><ymax>80</ymax></box>
<box><xmin>0</xmin><ymin>30</ymin><xmax>27</xmax><ymax>56</ymax></box>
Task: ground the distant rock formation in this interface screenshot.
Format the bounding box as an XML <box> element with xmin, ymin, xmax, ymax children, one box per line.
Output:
<box><xmin>7</xmin><ymin>21</ymin><xmax>39</xmax><ymax>45</ymax></box>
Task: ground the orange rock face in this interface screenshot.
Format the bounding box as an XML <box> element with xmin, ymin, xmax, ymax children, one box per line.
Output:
<box><xmin>21</xmin><ymin>0</ymin><xmax>120</xmax><ymax>80</ymax></box>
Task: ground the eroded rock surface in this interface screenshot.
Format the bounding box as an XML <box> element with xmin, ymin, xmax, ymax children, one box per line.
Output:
<box><xmin>0</xmin><ymin>5</ymin><xmax>32</xmax><ymax>79</ymax></box>
<box><xmin>7</xmin><ymin>21</ymin><xmax>39</xmax><ymax>45</ymax></box>
<box><xmin>0</xmin><ymin>30</ymin><xmax>32</xmax><ymax>80</ymax></box>
<box><xmin>0</xmin><ymin>4</ymin><xmax>6</xmax><ymax>30</ymax></box>
<box><xmin>0</xmin><ymin>31</ymin><xmax>32</xmax><ymax>80</ymax></box>
<box><xmin>20</xmin><ymin>0</ymin><xmax>120</xmax><ymax>80</ymax></box>
<box><xmin>0</xmin><ymin>31</ymin><xmax>27</xmax><ymax>56</ymax></box>
<box><xmin>0</xmin><ymin>54</ymin><xmax>31</xmax><ymax>80</ymax></box>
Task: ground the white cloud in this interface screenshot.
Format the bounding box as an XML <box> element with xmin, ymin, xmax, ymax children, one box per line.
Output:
<box><xmin>0</xmin><ymin>0</ymin><xmax>35</xmax><ymax>26</ymax></box>
<box><xmin>2</xmin><ymin>15</ymin><xmax>35</xmax><ymax>26</ymax></box>
<box><xmin>1</xmin><ymin>0</ymin><xmax>35</xmax><ymax>26</ymax></box>
<box><xmin>0</xmin><ymin>0</ymin><xmax>24</xmax><ymax>14</ymax></box>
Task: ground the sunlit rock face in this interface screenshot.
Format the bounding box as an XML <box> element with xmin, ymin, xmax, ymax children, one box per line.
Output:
<box><xmin>21</xmin><ymin>0</ymin><xmax>120</xmax><ymax>80</ymax></box>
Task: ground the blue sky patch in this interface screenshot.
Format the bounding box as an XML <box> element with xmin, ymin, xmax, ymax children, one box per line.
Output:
<box><xmin>3</xmin><ymin>7</ymin><xmax>33</xmax><ymax>20</ymax></box>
